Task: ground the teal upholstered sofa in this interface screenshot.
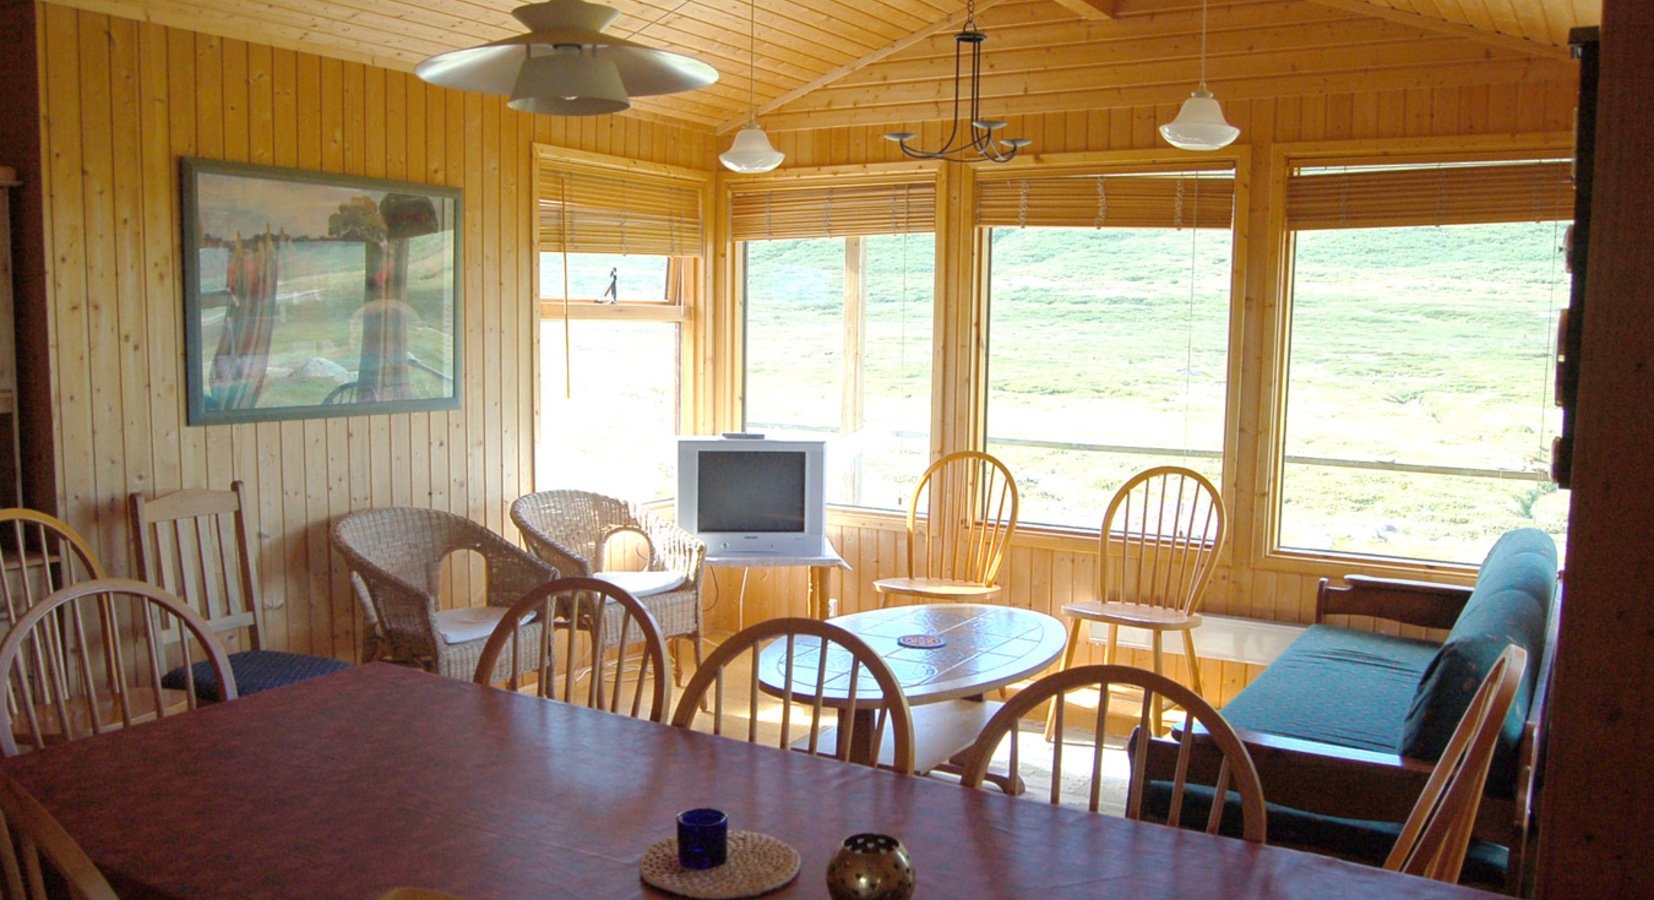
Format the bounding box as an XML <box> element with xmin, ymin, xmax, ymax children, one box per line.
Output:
<box><xmin>1222</xmin><ymin>528</ymin><xmax>1559</xmax><ymax>886</ymax></box>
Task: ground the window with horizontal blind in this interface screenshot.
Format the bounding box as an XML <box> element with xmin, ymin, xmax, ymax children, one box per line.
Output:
<box><xmin>978</xmin><ymin>166</ymin><xmax>1236</xmax><ymax>530</ymax></box>
<box><xmin>534</xmin><ymin>146</ymin><xmax>710</xmax><ymax>504</ymax></box>
<box><xmin>1278</xmin><ymin>155</ymin><xmax>1571</xmax><ymax>563</ymax></box>
<box><xmin>736</xmin><ymin>175</ymin><xmax>938</xmax><ymax>512</ymax></box>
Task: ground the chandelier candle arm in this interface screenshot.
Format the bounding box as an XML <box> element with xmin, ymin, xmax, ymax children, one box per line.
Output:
<box><xmin>881</xmin><ymin>0</ymin><xmax>1028</xmax><ymax>164</ymax></box>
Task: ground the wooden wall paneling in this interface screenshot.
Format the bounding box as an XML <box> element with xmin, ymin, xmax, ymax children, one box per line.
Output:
<box><xmin>1007</xmin><ymin>544</ymin><xmax>1032</xmax><ymax>611</ymax></box>
<box><xmin>444</xmin><ymin>84</ymin><xmax>469</xmax><ymax>606</ymax></box>
<box><xmin>110</xmin><ymin>16</ymin><xmax>155</xmax><ymax>553</ymax></box>
<box><xmin>479</xmin><ymin>95</ymin><xmax>502</xmax><ymax>539</ymax></box>
<box><xmin>41</xmin><ymin>3</ymin><xmax>88</xmax><ymax>537</ymax></box>
<box><xmin>513</xmin><ymin>110</ymin><xmax>532</xmax><ymax>511</ymax></box>
<box><xmin>79</xmin><ymin>11</ymin><xmax>124</xmax><ymax>566</ymax></box>
<box><xmin>1537</xmin><ymin>6</ymin><xmax>1654</xmax><ymax>892</ymax></box>
<box><xmin>496</xmin><ymin>103</ymin><xmax>520</xmax><ymax>538</ymax></box>
<box><xmin>27</xmin><ymin>10</ymin><xmax>657</xmax><ymax>661</ymax></box>
<box><xmin>139</xmin><ymin>22</ymin><xmax>182</xmax><ymax>516</ymax></box>
<box><xmin>459</xmin><ymin>88</ymin><xmax>485</xmax><ymax>604</ymax></box>
<box><xmin>423</xmin><ymin>87</ymin><xmax>449</xmax><ymax>519</ymax></box>
<box><xmin>399</xmin><ymin>74</ymin><xmax>433</xmax><ymax>520</ymax></box>
<box><xmin>245</xmin><ymin>40</ymin><xmax>281</xmax><ymax>636</ymax></box>
<box><xmin>195</xmin><ymin>32</ymin><xmax>233</xmax><ymax>492</ymax></box>
<box><xmin>320</xmin><ymin>50</ymin><xmax>353</xmax><ymax>648</ymax></box>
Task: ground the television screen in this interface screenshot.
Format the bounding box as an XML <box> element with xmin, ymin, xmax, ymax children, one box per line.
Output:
<box><xmin>697</xmin><ymin>450</ymin><xmax>806</xmax><ymax>533</ymax></box>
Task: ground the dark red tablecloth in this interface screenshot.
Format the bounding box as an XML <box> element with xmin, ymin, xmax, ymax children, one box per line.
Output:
<box><xmin>0</xmin><ymin>663</ymin><xmax>1497</xmax><ymax>900</ymax></box>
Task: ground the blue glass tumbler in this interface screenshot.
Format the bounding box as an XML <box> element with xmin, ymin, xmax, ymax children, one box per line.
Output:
<box><xmin>676</xmin><ymin>808</ymin><xmax>728</xmax><ymax>869</ymax></box>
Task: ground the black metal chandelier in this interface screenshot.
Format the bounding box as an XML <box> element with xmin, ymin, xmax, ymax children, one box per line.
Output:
<box><xmin>882</xmin><ymin>0</ymin><xmax>1029</xmax><ymax>163</ymax></box>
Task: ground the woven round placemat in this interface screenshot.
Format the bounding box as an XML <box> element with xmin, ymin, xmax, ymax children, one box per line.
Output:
<box><xmin>639</xmin><ymin>831</ymin><xmax>801</xmax><ymax>899</ymax></box>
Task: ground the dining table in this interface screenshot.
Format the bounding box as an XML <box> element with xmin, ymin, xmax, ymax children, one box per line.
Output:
<box><xmin>0</xmin><ymin>662</ymin><xmax>1499</xmax><ymax>900</ymax></box>
<box><xmin>753</xmin><ymin>602</ymin><xmax>1067</xmax><ymax>776</ymax></box>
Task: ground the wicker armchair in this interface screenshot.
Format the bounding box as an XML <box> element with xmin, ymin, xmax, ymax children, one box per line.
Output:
<box><xmin>510</xmin><ymin>490</ymin><xmax>705</xmax><ymax>683</ymax></box>
<box><xmin>331</xmin><ymin>507</ymin><xmax>558</xmax><ymax>681</ymax></box>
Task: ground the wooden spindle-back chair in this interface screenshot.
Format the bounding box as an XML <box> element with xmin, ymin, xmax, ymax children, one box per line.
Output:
<box><xmin>0</xmin><ymin>578</ymin><xmax>236</xmax><ymax>756</ymax></box>
<box><xmin>473</xmin><ymin>576</ymin><xmax>671</xmax><ymax>723</ymax></box>
<box><xmin>0</xmin><ymin>768</ymin><xmax>118</xmax><ymax>900</ymax></box>
<box><xmin>0</xmin><ymin>510</ymin><xmax>104</xmax><ymax>630</ymax></box>
<box><xmin>961</xmin><ymin>663</ymin><xmax>1265</xmax><ymax>842</ymax></box>
<box><xmin>670</xmin><ymin>618</ymin><xmax>915</xmax><ymax>774</ymax></box>
<box><xmin>1387</xmin><ymin>645</ymin><xmax>1528</xmax><ymax>883</ymax></box>
<box><xmin>874</xmin><ymin>451</ymin><xmax>1018</xmax><ymax>608</ymax></box>
<box><xmin>130</xmin><ymin>482</ymin><xmax>350</xmax><ymax>699</ymax></box>
<box><xmin>1048</xmin><ymin>466</ymin><xmax>1225</xmax><ymax>737</ymax></box>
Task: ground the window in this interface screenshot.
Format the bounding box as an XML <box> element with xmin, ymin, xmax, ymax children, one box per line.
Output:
<box><xmin>1278</xmin><ymin>158</ymin><xmax>1573</xmax><ymax>563</ymax></box>
<box><xmin>735</xmin><ymin>178</ymin><xmax>937</xmax><ymax>511</ymax></box>
<box><xmin>534</xmin><ymin>148</ymin><xmax>708</xmax><ymax>504</ymax></box>
<box><xmin>980</xmin><ymin>168</ymin><xmax>1236</xmax><ymax>529</ymax></box>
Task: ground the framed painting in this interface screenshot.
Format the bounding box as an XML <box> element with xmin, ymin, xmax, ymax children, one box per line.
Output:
<box><xmin>180</xmin><ymin>157</ymin><xmax>463</xmax><ymax>425</ymax></box>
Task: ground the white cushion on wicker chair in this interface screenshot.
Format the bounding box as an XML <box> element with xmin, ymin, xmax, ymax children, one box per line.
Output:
<box><xmin>434</xmin><ymin>606</ymin><xmax>511</xmax><ymax>645</ymax></box>
<box><xmin>594</xmin><ymin>570</ymin><xmax>685</xmax><ymax>598</ymax></box>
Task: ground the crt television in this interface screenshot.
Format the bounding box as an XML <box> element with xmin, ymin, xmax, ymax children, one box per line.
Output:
<box><xmin>676</xmin><ymin>437</ymin><xmax>827</xmax><ymax>556</ymax></box>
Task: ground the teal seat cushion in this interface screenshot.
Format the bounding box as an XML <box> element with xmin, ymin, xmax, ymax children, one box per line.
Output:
<box><xmin>1400</xmin><ymin>528</ymin><xmax>1556</xmax><ymax>793</ymax></box>
<box><xmin>1220</xmin><ymin>624</ymin><xmax>1438</xmax><ymax>753</ymax></box>
<box><xmin>1144</xmin><ymin>782</ymin><xmax>1511</xmax><ymax>888</ymax></box>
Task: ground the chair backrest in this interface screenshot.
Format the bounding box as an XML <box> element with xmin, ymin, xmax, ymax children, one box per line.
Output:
<box><xmin>669</xmin><ymin>618</ymin><xmax>916</xmax><ymax>774</ymax></box>
<box><xmin>473</xmin><ymin>576</ymin><xmax>670</xmax><ymax>723</ymax></box>
<box><xmin>129</xmin><ymin>482</ymin><xmax>262</xmax><ymax>650</ymax></box>
<box><xmin>510</xmin><ymin>490</ymin><xmax>637</xmax><ymax>576</ymax></box>
<box><xmin>0</xmin><ymin>578</ymin><xmax>237</xmax><ymax>756</ymax></box>
<box><xmin>0</xmin><ymin>768</ymin><xmax>118</xmax><ymax>900</ymax></box>
<box><xmin>332</xmin><ymin>507</ymin><xmax>555</xmax><ymax>612</ymax></box>
<box><xmin>0</xmin><ymin>510</ymin><xmax>104</xmax><ymax>630</ymax></box>
<box><xmin>957</xmin><ymin>663</ymin><xmax>1267</xmax><ymax>843</ymax></box>
<box><xmin>1386</xmin><ymin>644</ymin><xmax>1528</xmax><ymax>883</ymax></box>
<box><xmin>904</xmin><ymin>451</ymin><xmax>1018</xmax><ymax>587</ymax></box>
<box><xmin>1099</xmin><ymin>466</ymin><xmax>1225</xmax><ymax>615</ymax></box>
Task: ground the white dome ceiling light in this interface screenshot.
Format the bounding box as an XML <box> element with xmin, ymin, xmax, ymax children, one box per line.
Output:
<box><xmin>720</xmin><ymin>0</ymin><xmax>784</xmax><ymax>173</ymax></box>
<box><xmin>415</xmin><ymin>0</ymin><xmax>718</xmax><ymax>117</ymax></box>
<box><xmin>1159</xmin><ymin>0</ymin><xmax>1239</xmax><ymax>151</ymax></box>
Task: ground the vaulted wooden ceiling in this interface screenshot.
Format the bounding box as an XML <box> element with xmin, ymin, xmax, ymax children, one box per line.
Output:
<box><xmin>57</xmin><ymin>0</ymin><xmax>1596</xmax><ymax>131</ymax></box>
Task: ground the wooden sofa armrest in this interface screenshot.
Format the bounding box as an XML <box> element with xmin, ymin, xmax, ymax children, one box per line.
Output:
<box><xmin>1315</xmin><ymin>574</ymin><xmax>1475</xmax><ymax>629</ymax></box>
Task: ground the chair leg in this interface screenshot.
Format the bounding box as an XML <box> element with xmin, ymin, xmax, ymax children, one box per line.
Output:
<box><xmin>1181</xmin><ymin>630</ymin><xmax>1205</xmax><ymax>701</ymax></box>
<box><xmin>1151</xmin><ymin>631</ymin><xmax>1166</xmax><ymax>737</ymax></box>
<box><xmin>1043</xmin><ymin>619</ymin><xmax>1086</xmax><ymax>741</ymax></box>
<box><xmin>1104</xmin><ymin>624</ymin><xmax>1120</xmax><ymax>665</ymax></box>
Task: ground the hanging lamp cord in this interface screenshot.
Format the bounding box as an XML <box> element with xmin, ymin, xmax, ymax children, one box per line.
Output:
<box><xmin>561</xmin><ymin>178</ymin><xmax>572</xmax><ymax>399</ymax></box>
<box><xmin>747</xmin><ymin>0</ymin><xmax>757</xmax><ymax>124</ymax></box>
<box><xmin>1200</xmin><ymin>0</ymin><xmax>1209</xmax><ymax>87</ymax></box>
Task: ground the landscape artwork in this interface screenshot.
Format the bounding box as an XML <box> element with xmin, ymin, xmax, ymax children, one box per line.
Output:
<box><xmin>181</xmin><ymin>158</ymin><xmax>463</xmax><ymax>425</ymax></box>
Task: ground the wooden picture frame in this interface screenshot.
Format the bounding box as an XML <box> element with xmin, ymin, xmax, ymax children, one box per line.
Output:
<box><xmin>180</xmin><ymin>157</ymin><xmax>463</xmax><ymax>425</ymax></box>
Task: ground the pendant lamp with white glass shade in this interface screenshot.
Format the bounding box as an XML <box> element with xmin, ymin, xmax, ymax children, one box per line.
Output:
<box><xmin>1159</xmin><ymin>0</ymin><xmax>1239</xmax><ymax>151</ymax></box>
<box><xmin>415</xmin><ymin>0</ymin><xmax>718</xmax><ymax>117</ymax></box>
<box><xmin>720</xmin><ymin>0</ymin><xmax>784</xmax><ymax>173</ymax></box>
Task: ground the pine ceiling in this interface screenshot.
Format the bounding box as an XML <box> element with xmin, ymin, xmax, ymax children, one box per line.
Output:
<box><xmin>57</xmin><ymin>0</ymin><xmax>1596</xmax><ymax>131</ymax></box>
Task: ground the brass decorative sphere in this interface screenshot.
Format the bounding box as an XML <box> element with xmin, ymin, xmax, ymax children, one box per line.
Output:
<box><xmin>825</xmin><ymin>833</ymin><xmax>915</xmax><ymax>900</ymax></box>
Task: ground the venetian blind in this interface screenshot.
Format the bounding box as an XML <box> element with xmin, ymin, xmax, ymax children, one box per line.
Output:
<box><xmin>536</xmin><ymin>165</ymin><xmax>703</xmax><ymax>256</ymax></box>
<box><xmin>729</xmin><ymin>181</ymin><xmax>937</xmax><ymax>241</ymax></box>
<box><xmin>1286</xmin><ymin>160</ymin><xmax>1574</xmax><ymax>230</ymax></box>
<box><xmin>976</xmin><ymin>173</ymin><xmax>1235</xmax><ymax>229</ymax></box>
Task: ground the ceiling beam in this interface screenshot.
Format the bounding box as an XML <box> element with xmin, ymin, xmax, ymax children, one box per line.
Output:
<box><xmin>1302</xmin><ymin>0</ymin><xmax>1571</xmax><ymax>60</ymax></box>
<box><xmin>714</xmin><ymin>0</ymin><xmax>1014</xmax><ymax>134</ymax></box>
<box><xmin>1048</xmin><ymin>0</ymin><xmax>1117</xmax><ymax>20</ymax></box>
